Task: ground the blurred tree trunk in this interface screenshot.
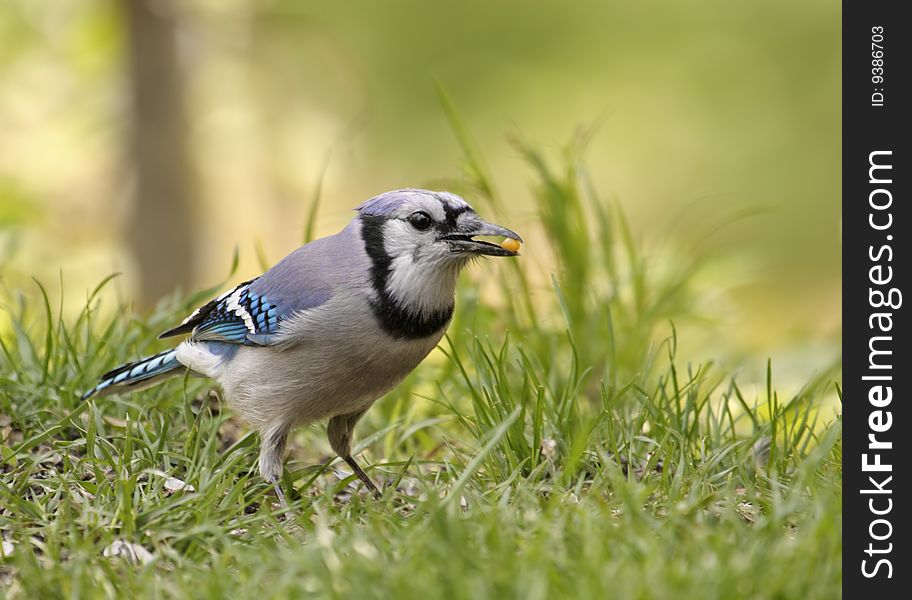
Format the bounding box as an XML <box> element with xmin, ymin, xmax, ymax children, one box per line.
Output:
<box><xmin>123</xmin><ymin>0</ymin><xmax>195</xmax><ymax>309</ymax></box>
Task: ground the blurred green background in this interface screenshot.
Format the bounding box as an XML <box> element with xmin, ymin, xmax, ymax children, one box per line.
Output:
<box><xmin>0</xmin><ymin>0</ymin><xmax>839</xmax><ymax>369</ymax></box>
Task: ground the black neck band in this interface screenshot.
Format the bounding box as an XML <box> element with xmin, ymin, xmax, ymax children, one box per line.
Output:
<box><xmin>360</xmin><ymin>215</ymin><xmax>454</xmax><ymax>339</ymax></box>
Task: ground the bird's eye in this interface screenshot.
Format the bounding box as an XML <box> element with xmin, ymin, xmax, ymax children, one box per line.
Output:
<box><xmin>407</xmin><ymin>211</ymin><xmax>433</xmax><ymax>231</ymax></box>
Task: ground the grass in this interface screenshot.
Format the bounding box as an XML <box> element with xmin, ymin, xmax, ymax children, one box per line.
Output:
<box><xmin>1</xmin><ymin>130</ymin><xmax>841</xmax><ymax>598</ymax></box>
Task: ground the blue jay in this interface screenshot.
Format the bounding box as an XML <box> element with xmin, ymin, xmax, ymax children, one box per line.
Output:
<box><xmin>82</xmin><ymin>189</ymin><xmax>522</xmax><ymax>501</ymax></box>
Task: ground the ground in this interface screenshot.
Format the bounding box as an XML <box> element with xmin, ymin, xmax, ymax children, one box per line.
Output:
<box><xmin>1</xmin><ymin>146</ymin><xmax>841</xmax><ymax>599</ymax></box>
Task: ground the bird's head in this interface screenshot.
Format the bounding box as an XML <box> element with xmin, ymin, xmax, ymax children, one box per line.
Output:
<box><xmin>356</xmin><ymin>189</ymin><xmax>522</xmax><ymax>322</ymax></box>
<box><xmin>358</xmin><ymin>189</ymin><xmax>522</xmax><ymax>263</ymax></box>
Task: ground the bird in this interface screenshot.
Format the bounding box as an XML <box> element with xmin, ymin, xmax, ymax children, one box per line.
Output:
<box><xmin>81</xmin><ymin>189</ymin><xmax>522</xmax><ymax>503</ymax></box>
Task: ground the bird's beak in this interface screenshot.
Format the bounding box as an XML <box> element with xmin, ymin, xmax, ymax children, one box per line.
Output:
<box><xmin>440</xmin><ymin>217</ymin><xmax>524</xmax><ymax>257</ymax></box>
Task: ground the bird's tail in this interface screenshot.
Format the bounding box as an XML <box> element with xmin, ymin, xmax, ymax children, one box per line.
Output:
<box><xmin>81</xmin><ymin>348</ymin><xmax>184</xmax><ymax>400</ymax></box>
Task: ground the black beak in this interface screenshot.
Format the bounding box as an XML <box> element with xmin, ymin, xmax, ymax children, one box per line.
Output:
<box><xmin>440</xmin><ymin>218</ymin><xmax>523</xmax><ymax>257</ymax></box>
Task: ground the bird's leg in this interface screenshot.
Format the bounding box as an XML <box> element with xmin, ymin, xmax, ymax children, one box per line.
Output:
<box><xmin>271</xmin><ymin>480</ymin><xmax>288</xmax><ymax>509</ymax></box>
<box><xmin>259</xmin><ymin>423</ymin><xmax>291</xmax><ymax>509</ymax></box>
<box><xmin>327</xmin><ymin>410</ymin><xmax>381</xmax><ymax>498</ymax></box>
<box><xmin>342</xmin><ymin>454</ymin><xmax>380</xmax><ymax>497</ymax></box>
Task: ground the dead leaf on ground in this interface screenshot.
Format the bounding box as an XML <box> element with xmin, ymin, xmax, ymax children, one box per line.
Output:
<box><xmin>103</xmin><ymin>540</ymin><xmax>153</xmax><ymax>565</ymax></box>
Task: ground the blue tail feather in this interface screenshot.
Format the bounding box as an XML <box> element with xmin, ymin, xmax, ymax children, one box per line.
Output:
<box><xmin>82</xmin><ymin>349</ymin><xmax>183</xmax><ymax>400</ymax></box>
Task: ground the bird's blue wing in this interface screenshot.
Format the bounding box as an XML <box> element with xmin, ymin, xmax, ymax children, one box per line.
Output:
<box><xmin>188</xmin><ymin>281</ymin><xmax>282</xmax><ymax>345</ymax></box>
<box><xmin>159</xmin><ymin>275</ymin><xmax>331</xmax><ymax>346</ymax></box>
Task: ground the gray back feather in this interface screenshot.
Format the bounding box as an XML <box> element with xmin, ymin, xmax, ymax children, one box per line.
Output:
<box><xmin>251</xmin><ymin>220</ymin><xmax>370</xmax><ymax>314</ymax></box>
